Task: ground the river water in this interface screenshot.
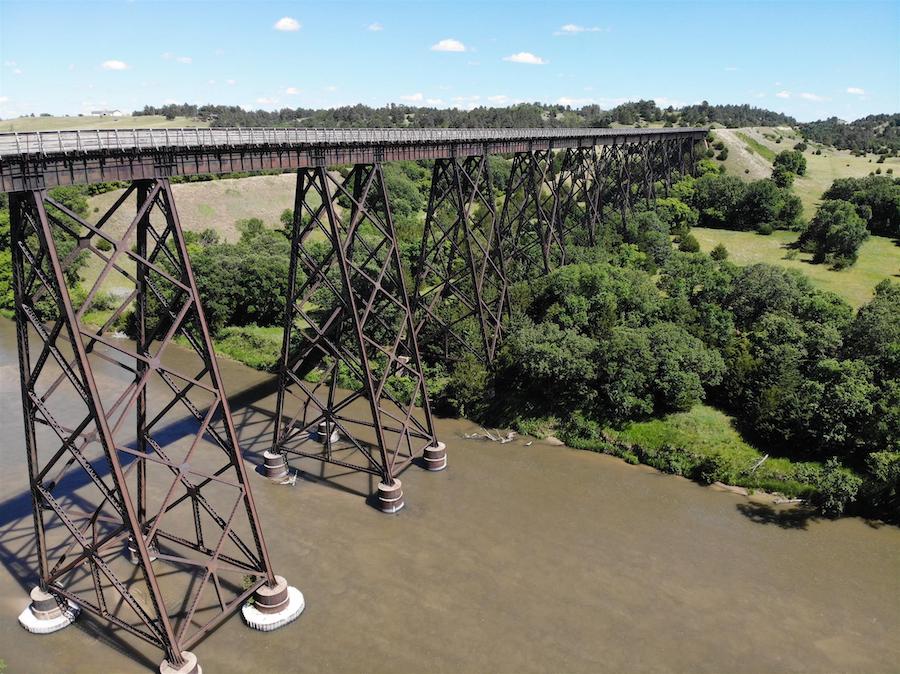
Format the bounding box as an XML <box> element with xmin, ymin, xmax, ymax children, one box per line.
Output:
<box><xmin>0</xmin><ymin>316</ymin><xmax>897</xmax><ymax>674</ymax></box>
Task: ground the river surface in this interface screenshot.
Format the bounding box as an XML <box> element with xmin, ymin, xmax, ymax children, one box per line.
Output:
<box><xmin>0</xmin><ymin>316</ymin><xmax>898</xmax><ymax>674</ymax></box>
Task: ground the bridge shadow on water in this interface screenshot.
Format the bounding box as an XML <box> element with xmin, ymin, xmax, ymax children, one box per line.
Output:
<box><xmin>0</xmin><ymin>366</ymin><xmax>388</xmax><ymax>669</ymax></box>
<box><xmin>225</xmin><ymin>371</ymin><xmax>424</xmax><ymax>502</ymax></box>
<box><xmin>0</xmin><ymin>366</ymin><xmax>406</xmax><ymax>669</ymax></box>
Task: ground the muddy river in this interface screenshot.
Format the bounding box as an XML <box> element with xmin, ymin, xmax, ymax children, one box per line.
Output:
<box><xmin>0</xmin><ymin>316</ymin><xmax>897</xmax><ymax>673</ymax></box>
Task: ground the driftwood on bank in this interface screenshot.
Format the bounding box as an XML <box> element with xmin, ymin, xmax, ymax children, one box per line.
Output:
<box><xmin>464</xmin><ymin>428</ymin><xmax>517</xmax><ymax>444</ymax></box>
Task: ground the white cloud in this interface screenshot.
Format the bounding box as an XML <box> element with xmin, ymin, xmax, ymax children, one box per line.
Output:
<box><xmin>3</xmin><ymin>60</ymin><xmax>16</xmax><ymax>67</ymax></box>
<box><xmin>68</xmin><ymin>63</ymin><xmax>76</xmax><ymax>71</ymax></box>
<box><xmin>846</xmin><ymin>87</ymin><xmax>865</xmax><ymax>95</ymax></box>
<box><xmin>367</xmin><ymin>22</ymin><xmax>383</xmax><ymax>31</ymax></box>
<box><xmin>226</xmin><ymin>79</ymin><xmax>237</xmax><ymax>86</ymax></box>
<box><xmin>431</xmin><ymin>38</ymin><xmax>467</xmax><ymax>52</ymax></box>
<box><xmin>256</xmin><ymin>97</ymin><xmax>278</xmax><ymax>105</ymax></box>
<box><xmin>284</xmin><ymin>86</ymin><xmax>302</xmax><ymax>95</ymax></box>
<box><xmin>12</xmin><ymin>68</ymin><xmax>22</xmax><ymax>75</ymax></box>
<box><xmin>502</xmin><ymin>52</ymin><xmax>547</xmax><ymax>65</ymax></box>
<box><xmin>554</xmin><ymin>23</ymin><xmax>604</xmax><ymax>36</ymax></box>
<box><xmin>400</xmin><ymin>92</ymin><xmax>424</xmax><ymax>102</ymax></box>
<box><xmin>775</xmin><ymin>90</ymin><xmax>791</xmax><ymax>99</ymax></box>
<box><xmin>557</xmin><ymin>96</ymin><xmax>594</xmax><ymax>106</ymax></box>
<box><xmin>487</xmin><ymin>95</ymin><xmax>509</xmax><ymax>103</ymax></box>
<box><xmin>274</xmin><ymin>16</ymin><xmax>301</xmax><ymax>31</ymax></box>
<box><xmin>208</xmin><ymin>79</ymin><xmax>216</xmax><ymax>85</ymax></box>
<box><xmin>426</xmin><ymin>98</ymin><xmax>444</xmax><ymax>105</ymax></box>
<box><xmin>724</xmin><ymin>66</ymin><xmax>739</xmax><ymax>72</ymax></box>
<box><xmin>0</xmin><ymin>96</ymin><xmax>8</xmax><ymax>103</ymax></box>
<box><xmin>451</xmin><ymin>95</ymin><xmax>481</xmax><ymax>109</ymax></box>
<box><xmin>799</xmin><ymin>92</ymin><xmax>828</xmax><ymax>102</ymax></box>
<box><xmin>101</xmin><ymin>60</ymin><xmax>129</xmax><ymax>71</ymax></box>
<box><xmin>161</xmin><ymin>52</ymin><xmax>173</xmax><ymax>60</ymax></box>
<box><xmin>655</xmin><ymin>96</ymin><xmax>685</xmax><ymax>108</ymax></box>
<box><xmin>324</xmin><ymin>85</ymin><xmax>338</xmax><ymax>92</ymax></box>
<box><xmin>176</xmin><ymin>56</ymin><xmax>192</xmax><ymax>64</ymax></box>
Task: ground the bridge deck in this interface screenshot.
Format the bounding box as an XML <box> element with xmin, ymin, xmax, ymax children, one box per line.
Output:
<box><xmin>0</xmin><ymin>126</ymin><xmax>707</xmax><ymax>191</ymax></box>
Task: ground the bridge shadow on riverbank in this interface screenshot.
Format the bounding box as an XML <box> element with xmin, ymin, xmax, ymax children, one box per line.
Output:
<box><xmin>735</xmin><ymin>502</ymin><xmax>819</xmax><ymax>530</ymax></box>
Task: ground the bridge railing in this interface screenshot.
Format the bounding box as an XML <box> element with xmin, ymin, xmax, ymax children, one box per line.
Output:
<box><xmin>0</xmin><ymin>126</ymin><xmax>707</xmax><ymax>158</ymax></box>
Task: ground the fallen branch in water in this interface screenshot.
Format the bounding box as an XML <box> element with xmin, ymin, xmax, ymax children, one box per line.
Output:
<box><xmin>464</xmin><ymin>428</ymin><xmax>516</xmax><ymax>443</ymax></box>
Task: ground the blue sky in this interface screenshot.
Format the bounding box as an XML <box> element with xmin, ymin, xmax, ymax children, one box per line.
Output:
<box><xmin>0</xmin><ymin>0</ymin><xmax>897</xmax><ymax>122</ymax></box>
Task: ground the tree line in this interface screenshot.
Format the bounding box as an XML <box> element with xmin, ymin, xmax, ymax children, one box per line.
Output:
<box><xmin>133</xmin><ymin>100</ymin><xmax>797</xmax><ymax>130</ymax></box>
<box><xmin>800</xmin><ymin>114</ymin><xmax>900</xmax><ymax>154</ymax></box>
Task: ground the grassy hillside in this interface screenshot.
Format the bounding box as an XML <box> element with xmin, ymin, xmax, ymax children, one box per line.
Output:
<box><xmin>0</xmin><ymin>115</ymin><xmax>207</xmax><ymax>132</ymax></box>
<box><xmin>712</xmin><ymin>126</ymin><xmax>900</xmax><ymax>216</ymax></box>
<box><xmin>692</xmin><ymin>227</ymin><xmax>900</xmax><ymax>308</ymax></box>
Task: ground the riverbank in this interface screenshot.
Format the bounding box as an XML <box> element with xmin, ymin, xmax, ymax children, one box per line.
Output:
<box><xmin>194</xmin><ymin>324</ymin><xmax>851</xmax><ymax>517</ymax></box>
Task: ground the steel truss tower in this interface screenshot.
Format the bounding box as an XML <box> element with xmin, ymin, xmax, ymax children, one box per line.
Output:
<box><xmin>9</xmin><ymin>180</ymin><xmax>300</xmax><ymax>673</ymax></box>
<box><xmin>269</xmin><ymin>164</ymin><xmax>446</xmax><ymax>513</ymax></box>
<box><xmin>412</xmin><ymin>155</ymin><xmax>507</xmax><ymax>365</ymax></box>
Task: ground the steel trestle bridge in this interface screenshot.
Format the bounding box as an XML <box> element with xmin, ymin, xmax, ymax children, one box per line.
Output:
<box><xmin>0</xmin><ymin>125</ymin><xmax>707</xmax><ymax>673</ymax></box>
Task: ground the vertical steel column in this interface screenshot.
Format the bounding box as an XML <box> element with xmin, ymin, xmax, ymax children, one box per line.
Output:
<box><xmin>497</xmin><ymin>150</ymin><xmax>561</xmax><ymax>279</ymax></box>
<box><xmin>9</xmin><ymin>181</ymin><xmax>298</xmax><ymax>672</ymax></box>
<box><xmin>550</xmin><ymin>147</ymin><xmax>597</xmax><ymax>251</ymax></box>
<box><xmin>271</xmin><ymin>164</ymin><xmax>443</xmax><ymax>508</ymax></box>
<box><xmin>412</xmin><ymin>155</ymin><xmax>507</xmax><ymax>365</ymax></box>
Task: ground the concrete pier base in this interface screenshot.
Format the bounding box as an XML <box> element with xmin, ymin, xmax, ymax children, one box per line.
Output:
<box><xmin>263</xmin><ymin>450</ymin><xmax>292</xmax><ymax>483</ymax></box>
<box><xmin>241</xmin><ymin>576</ymin><xmax>305</xmax><ymax>632</ymax></box>
<box><xmin>377</xmin><ymin>479</ymin><xmax>404</xmax><ymax>514</ymax></box>
<box><xmin>127</xmin><ymin>538</ymin><xmax>159</xmax><ymax>565</ymax></box>
<box><xmin>315</xmin><ymin>421</ymin><xmax>339</xmax><ymax>444</ymax></box>
<box><xmin>423</xmin><ymin>441</ymin><xmax>447</xmax><ymax>471</ymax></box>
<box><xmin>159</xmin><ymin>651</ymin><xmax>202</xmax><ymax>674</ymax></box>
<box><xmin>17</xmin><ymin>587</ymin><xmax>80</xmax><ymax>634</ymax></box>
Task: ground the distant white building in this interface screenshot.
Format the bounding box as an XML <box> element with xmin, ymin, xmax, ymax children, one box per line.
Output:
<box><xmin>91</xmin><ymin>109</ymin><xmax>123</xmax><ymax>117</ymax></box>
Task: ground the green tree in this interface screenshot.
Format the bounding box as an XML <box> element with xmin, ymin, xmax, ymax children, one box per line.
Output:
<box><xmin>773</xmin><ymin>149</ymin><xmax>807</xmax><ymax>176</ymax></box>
<box><xmin>691</xmin><ymin>173</ymin><xmax>746</xmax><ymax>228</ymax></box>
<box><xmin>496</xmin><ymin>320</ymin><xmax>599</xmax><ymax>416</ymax></box>
<box><xmin>678</xmin><ymin>233</ymin><xmax>700</xmax><ymax>252</ymax></box>
<box><xmin>654</xmin><ymin>197</ymin><xmax>698</xmax><ymax>237</ymax></box>
<box><xmin>799</xmin><ymin>199</ymin><xmax>869</xmax><ymax>268</ymax></box>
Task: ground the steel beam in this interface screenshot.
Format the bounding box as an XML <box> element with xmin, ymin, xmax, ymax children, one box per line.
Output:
<box><xmin>412</xmin><ymin>155</ymin><xmax>507</xmax><ymax>365</ymax></box>
<box><xmin>9</xmin><ymin>180</ymin><xmax>294</xmax><ymax>671</ymax></box>
<box><xmin>271</xmin><ymin>164</ymin><xmax>442</xmax><ymax>504</ymax></box>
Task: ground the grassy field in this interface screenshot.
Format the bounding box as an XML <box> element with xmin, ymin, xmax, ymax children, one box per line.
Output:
<box><xmin>88</xmin><ymin>172</ymin><xmax>299</xmax><ymax>242</ymax></box>
<box><xmin>712</xmin><ymin>126</ymin><xmax>900</xmax><ymax>217</ymax></box>
<box><xmin>0</xmin><ymin>115</ymin><xmax>207</xmax><ymax>132</ymax></box>
<box><xmin>79</xmin><ymin>172</ymin><xmax>307</xmax><ymax>297</ymax></box>
<box><xmin>692</xmin><ymin>227</ymin><xmax>900</xmax><ymax>308</ymax></box>
<box><xmin>607</xmin><ymin>404</ymin><xmax>819</xmax><ymax>497</ymax></box>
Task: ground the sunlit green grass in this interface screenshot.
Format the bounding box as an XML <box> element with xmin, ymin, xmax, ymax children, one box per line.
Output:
<box><xmin>607</xmin><ymin>404</ymin><xmax>820</xmax><ymax>497</ymax></box>
<box><xmin>735</xmin><ymin>131</ymin><xmax>776</xmax><ymax>161</ymax></box>
<box><xmin>692</xmin><ymin>227</ymin><xmax>900</xmax><ymax>308</ymax></box>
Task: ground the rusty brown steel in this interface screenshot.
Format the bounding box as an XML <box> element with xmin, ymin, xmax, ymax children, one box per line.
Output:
<box><xmin>9</xmin><ymin>180</ymin><xmax>288</xmax><ymax>668</ymax></box>
<box><xmin>411</xmin><ymin>155</ymin><xmax>507</xmax><ymax>365</ymax></box>
<box><xmin>271</xmin><ymin>164</ymin><xmax>439</xmax><ymax>488</ymax></box>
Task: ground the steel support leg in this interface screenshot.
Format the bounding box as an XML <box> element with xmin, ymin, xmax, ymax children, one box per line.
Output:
<box><xmin>9</xmin><ymin>181</ymin><xmax>299</xmax><ymax>673</ymax></box>
<box><xmin>271</xmin><ymin>164</ymin><xmax>443</xmax><ymax>511</ymax></box>
<box><xmin>412</xmin><ymin>155</ymin><xmax>507</xmax><ymax>366</ymax></box>
<box><xmin>497</xmin><ymin>150</ymin><xmax>561</xmax><ymax>279</ymax></box>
